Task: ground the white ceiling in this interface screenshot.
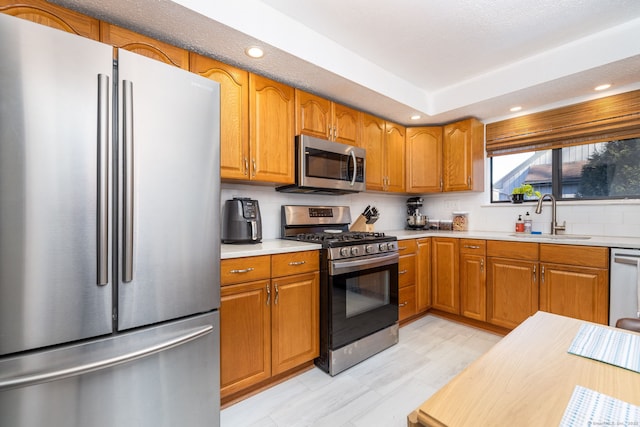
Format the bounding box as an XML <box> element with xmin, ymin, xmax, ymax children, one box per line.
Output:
<box><xmin>52</xmin><ymin>0</ymin><xmax>640</xmax><ymax>125</ymax></box>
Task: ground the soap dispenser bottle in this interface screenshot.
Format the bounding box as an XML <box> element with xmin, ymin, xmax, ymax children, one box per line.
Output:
<box><xmin>524</xmin><ymin>212</ymin><xmax>532</xmax><ymax>234</ymax></box>
<box><xmin>515</xmin><ymin>215</ymin><xmax>524</xmax><ymax>233</ymax></box>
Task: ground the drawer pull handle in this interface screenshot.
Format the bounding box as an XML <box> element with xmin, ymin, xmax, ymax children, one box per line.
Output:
<box><xmin>399</xmin><ymin>301</ymin><xmax>408</xmax><ymax>307</ymax></box>
<box><xmin>398</xmin><ymin>246</ymin><xmax>407</xmax><ymax>250</ymax></box>
<box><xmin>399</xmin><ymin>269</ymin><xmax>408</xmax><ymax>274</ymax></box>
<box><xmin>230</xmin><ymin>267</ymin><xmax>255</xmax><ymax>274</ymax></box>
<box><xmin>289</xmin><ymin>261</ymin><xmax>306</xmax><ymax>266</ymax></box>
<box><xmin>464</xmin><ymin>245</ymin><xmax>480</xmax><ymax>249</ymax></box>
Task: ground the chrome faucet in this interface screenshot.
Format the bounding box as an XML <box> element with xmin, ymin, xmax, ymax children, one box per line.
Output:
<box><xmin>535</xmin><ymin>194</ymin><xmax>566</xmax><ymax>235</ymax></box>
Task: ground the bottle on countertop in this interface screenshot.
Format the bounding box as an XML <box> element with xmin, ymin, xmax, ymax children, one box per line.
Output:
<box><xmin>515</xmin><ymin>215</ymin><xmax>525</xmax><ymax>233</ymax></box>
<box><xmin>524</xmin><ymin>212</ymin><xmax>532</xmax><ymax>234</ymax></box>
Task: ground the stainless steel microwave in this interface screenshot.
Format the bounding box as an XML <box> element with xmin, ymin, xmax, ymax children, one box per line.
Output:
<box><xmin>277</xmin><ymin>135</ymin><xmax>366</xmax><ymax>194</ymax></box>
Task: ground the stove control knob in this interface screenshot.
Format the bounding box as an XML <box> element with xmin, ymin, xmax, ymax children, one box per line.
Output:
<box><xmin>350</xmin><ymin>247</ymin><xmax>359</xmax><ymax>256</ymax></box>
<box><xmin>340</xmin><ymin>247</ymin><xmax>349</xmax><ymax>257</ymax></box>
<box><xmin>378</xmin><ymin>243</ymin><xmax>388</xmax><ymax>251</ymax></box>
<box><xmin>387</xmin><ymin>242</ymin><xmax>396</xmax><ymax>251</ymax></box>
<box><xmin>365</xmin><ymin>244</ymin><xmax>374</xmax><ymax>254</ymax></box>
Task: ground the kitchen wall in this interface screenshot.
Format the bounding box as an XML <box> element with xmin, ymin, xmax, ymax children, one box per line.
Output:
<box><xmin>222</xmin><ymin>159</ymin><xmax>640</xmax><ymax>239</ymax></box>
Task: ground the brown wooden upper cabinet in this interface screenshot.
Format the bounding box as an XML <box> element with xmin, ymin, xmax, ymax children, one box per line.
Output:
<box><xmin>363</xmin><ymin>113</ymin><xmax>405</xmax><ymax>192</ymax></box>
<box><xmin>190</xmin><ymin>53</ymin><xmax>250</xmax><ymax>181</ymax></box>
<box><xmin>249</xmin><ymin>74</ymin><xmax>295</xmax><ymax>184</ymax></box>
<box><xmin>295</xmin><ymin>90</ymin><xmax>361</xmax><ymax>146</ymax></box>
<box><xmin>406</xmin><ymin>126</ymin><xmax>443</xmax><ymax>193</ymax></box>
<box><xmin>100</xmin><ymin>22</ymin><xmax>189</xmax><ymax>69</ymax></box>
<box><xmin>0</xmin><ymin>0</ymin><xmax>100</xmax><ymax>39</ymax></box>
<box><xmin>443</xmin><ymin>118</ymin><xmax>484</xmax><ymax>192</ymax></box>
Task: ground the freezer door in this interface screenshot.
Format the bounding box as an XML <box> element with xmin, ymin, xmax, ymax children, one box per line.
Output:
<box><xmin>116</xmin><ymin>49</ymin><xmax>221</xmax><ymax>331</ymax></box>
<box><xmin>0</xmin><ymin>14</ymin><xmax>113</xmax><ymax>355</ymax></box>
<box><xmin>0</xmin><ymin>312</ymin><xmax>220</xmax><ymax>427</ymax></box>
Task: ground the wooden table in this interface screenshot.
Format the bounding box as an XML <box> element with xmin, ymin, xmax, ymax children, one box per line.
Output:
<box><xmin>409</xmin><ymin>311</ymin><xmax>640</xmax><ymax>426</ymax></box>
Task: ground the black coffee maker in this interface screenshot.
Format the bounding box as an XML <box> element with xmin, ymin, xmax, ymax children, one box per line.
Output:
<box><xmin>222</xmin><ymin>197</ymin><xmax>262</xmax><ymax>243</ymax></box>
<box><xmin>406</xmin><ymin>197</ymin><xmax>427</xmax><ymax>229</ymax></box>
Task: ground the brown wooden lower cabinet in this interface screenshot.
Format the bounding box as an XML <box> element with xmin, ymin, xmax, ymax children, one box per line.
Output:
<box><xmin>220</xmin><ymin>252</ymin><xmax>319</xmax><ymax>401</ymax></box>
<box><xmin>431</xmin><ymin>237</ymin><xmax>460</xmax><ymax>314</ymax></box>
<box><xmin>398</xmin><ymin>240</ymin><xmax>418</xmax><ymax>321</ymax></box>
<box><xmin>460</xmin><ymin>239</ymin><xmax>486</xmax><ymax>321</ymax></box>
<box><xmin>416</xmin><ymin>238</ymin><xmax>432</xmax><ymax>311</ymax></box>
<box><xmin>220</xmin><ymin>279</ymin><xmax>271</xmax><ymax>397</ymax></box>
<box><xmin>487</xmin><ymin>257</ymin><xmax>538</xmax><ymax>329</ymax></box>
<box><xmin>539</xmin><ymin>244</ymin><xmax>609</xmax><ymax>325</ymax></box>
<box><xmin>271</xmin><ymin>272</ymin><xmax>319</xmax><ymax>375</ymax></box>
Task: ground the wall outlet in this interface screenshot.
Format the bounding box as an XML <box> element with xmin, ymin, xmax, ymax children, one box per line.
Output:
<box><xmin>444</xmin><ymin>200</ymin><xmax>459</xmax><ymax>210</ymax></box>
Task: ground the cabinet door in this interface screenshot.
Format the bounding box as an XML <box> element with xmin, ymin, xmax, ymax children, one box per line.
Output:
<box><xmin>487</xmin><ymin>258</ymin><xmax>538</xmax><ymax>329</ymax></box>
<box><xmin>295</xmin><ymin>90</ymin><xmax>332</xmax><ymax>139</ymax></box>
<box><xmin>460</xmin><ymin>252</ymin><xmax>486</xmax><ymax>321</ymax></box>
<box><xmin>220</xmin><ymin>280</ymin><xmax>271</xmax><ymax>398</ymax></box>
<box><xmin>0</xmin><ymin>0</ymin><xmax>100</xmax><ymax>39</ymax></box>
<box><xmin>406</xmin><ymin>127</ymin><xmax>443</xmax><ymax>193</ymax></box>
<box><xmin>100</xmin><ymin>22</ymin><xmax>189</xmax><ymax>69</ymax></box>
<box><xmin>362</xmin><ymin>113</ymin><xmax>386</xmax><ymax>191</ymax></box>
<box><xmin>385</xmin><ymin>121</ymin><xmax>406</xmax><ymax>192</ymax></box>
<box><xmin>271</xmin><ymin>272</ymin><xmax>319</xmax><ymax>375</ymax></box>
<box><xmin>190</xmin><ymin>53</ymin><xmax>249</xmax><ymax>180</ymax></box>
<box><xmin>539</xmin><ymin>263</ymin><xmax>609</xmax><ymax>324</ymax></box>
<box><xmin>416</xmin><ymin>238</ymin><xmax>432</xmax><ymax>312</ymax></box>
<box><xmin>249</xmin><ymin>74</ymin><xmax>295</xmax><ymax>184</ymax></box>
<box><xmin>333</xmin><ymin>103</ymin><xmax>361</xmax><ymax>146</ymax></box>
<box><xmin>398</xmin><ymin>251</ymin><xmax>417</xmax><ymax>322</ymax></box>
<box><xmin>431</xmin><ymin>238</ymin><xmax>460</xmax><ymax>314</ymax></box>
<box><xmin>442</xmin><ymin>118</ymin><xmax>484</xmax><ymax>192</ymax></box>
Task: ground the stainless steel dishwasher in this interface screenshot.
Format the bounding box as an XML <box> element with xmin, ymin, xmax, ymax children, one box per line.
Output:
<box><xmin>609</xmin><ymin>248</ymin><xmax>640</xmax><ymax>326</ymax></box>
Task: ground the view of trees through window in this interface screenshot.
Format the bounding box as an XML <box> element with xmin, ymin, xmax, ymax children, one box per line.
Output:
<box><xmin>491</xmin><ymin>137</ymin><xmax>640</xmax><ymax>202</ymax></box>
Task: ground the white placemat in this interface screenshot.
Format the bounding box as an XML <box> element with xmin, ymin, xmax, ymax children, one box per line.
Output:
<box><xmin>559</xmin><ymin>385</ymin><xmax>640</xmax><ymax>426</ymax></box>
<box><xmin>568</xmin><ymin>323</ymin><xmax>640</xmax><ymax>373</ymax></box>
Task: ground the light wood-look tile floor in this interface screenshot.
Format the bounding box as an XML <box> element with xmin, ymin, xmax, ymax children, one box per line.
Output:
<box><xmin>221</xmin><ymin>315</ymin><xmax>502</xmax><ymax>427</ymax></box>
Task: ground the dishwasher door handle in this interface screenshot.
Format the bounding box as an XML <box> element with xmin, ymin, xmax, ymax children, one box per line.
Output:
<box><xmin>614</xmin><ymin>255</ymin><xmax>640</xmax><ymax>266</ymax></box>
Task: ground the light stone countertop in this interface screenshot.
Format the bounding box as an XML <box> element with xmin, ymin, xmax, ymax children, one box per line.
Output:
<box><xmin>221</xmin><ymin>239</ymin><xmax>321</xmax><ymax>259</ymax></box>
<box><xmin>221</xmin><ymin>230</ymin><xmax>640</xmax><ymax>259</ymax></box>
<box><xmin>387</xmin><ymin>229</ymin><xmax>640</xmax><ymax>249</ymax></box>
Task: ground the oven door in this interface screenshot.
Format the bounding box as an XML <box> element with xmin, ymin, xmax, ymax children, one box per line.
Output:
<box><xmin>329</xmin><ymin>252</ymin><xmax>399</xmax><ymax>349</ymax></box>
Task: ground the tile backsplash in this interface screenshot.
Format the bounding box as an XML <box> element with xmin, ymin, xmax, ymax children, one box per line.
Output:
<box><xmin>221</xmin><ymin>183</ymin><xmax>640</xmax><ymax>240</ymax></box>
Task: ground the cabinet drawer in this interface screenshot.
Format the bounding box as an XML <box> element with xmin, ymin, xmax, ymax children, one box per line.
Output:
<box><xmin>221</xmin><ymin>255</ymin><xmax>271</xmax><ymax>285</ymax></box>
<box><xmin>398</xmin><ymin>239</ymin><xmax>417</xmax><ymax>256</ymax></box>
<box><xmin>539</xmin><ymin>244</ymin><xmax>608</xmax><ymax>268</ymax></box>
<box><xmin>271</xmin><ymin>250</ymin><xmax>319</xmax><ymax>277</ymax></box>
<box><xmin>399</xmin><ymin>255</ymin><xmax>416</xmax><ymax>288</ymax></box>
<box><xmin>487</xmin><ymin>240</ymin><xmax>538</xmax><ymax>260</ymax></box>
<box><xmin>460</xmin><ymin>239</ymin><xmax>486</xmax><ymax>254</ymax></box>
<box><xmin>399</xmin><ymin>285</ymin><xmax>417</xmax><ymax>321</ymax></box>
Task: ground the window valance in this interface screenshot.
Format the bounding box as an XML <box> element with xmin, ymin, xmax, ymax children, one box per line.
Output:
<box><xmin>486</xmin><ymin>90</ymin><xmax>640</xmax><ymax>156</ymax></box>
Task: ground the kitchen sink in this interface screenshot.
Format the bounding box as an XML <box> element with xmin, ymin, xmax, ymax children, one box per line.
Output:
<box><xmin>509</xmin><ymin>233</ymin><xmax>591</xmax><ymax>240</ymax></box>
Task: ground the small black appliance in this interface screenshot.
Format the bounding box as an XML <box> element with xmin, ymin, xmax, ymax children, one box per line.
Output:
<box><xmin>222</xmin><ymin>197</ymin><xmax>262</xmax><ymax>243</ymax></box>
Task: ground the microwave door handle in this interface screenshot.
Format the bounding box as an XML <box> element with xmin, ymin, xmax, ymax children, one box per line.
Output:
<box><xmin>349</xmin><ymin>150</ymin><xmax>357</xmax><ymax>187</ymax></box>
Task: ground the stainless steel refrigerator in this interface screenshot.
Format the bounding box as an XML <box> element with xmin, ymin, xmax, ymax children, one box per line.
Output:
<box><xmin>0</xmin><ymin>13</ymin><xmax>221</xmax><ymax>427</ymax></box>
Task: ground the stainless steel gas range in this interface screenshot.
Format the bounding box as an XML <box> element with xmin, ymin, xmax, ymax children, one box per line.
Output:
<box><xmin>281</xmin><ymin>205</ymin><xmax>399</xmax><ymax>376</ymax></box>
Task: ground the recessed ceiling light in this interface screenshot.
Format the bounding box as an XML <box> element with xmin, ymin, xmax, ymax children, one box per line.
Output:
<box><xmin>410</xmin><ymin>114</ymin><xmax>421</xmax><ymax>120</ymax></box>
<box><xmin>594</xmin><ymin>84</ymin><xmax>611</xmax><ymax>91</ymax></box>
<box><xmin>245</xmin><ymin>46</ymin><xmax>264</xmax><ymax>58</ymax></box>
<box><xmin>510</xmin><ymin>106</ymin><xmax>522</xmax><ymax>112</ymax></box>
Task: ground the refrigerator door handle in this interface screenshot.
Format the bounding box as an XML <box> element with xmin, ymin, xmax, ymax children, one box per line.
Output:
<box><xmin>123</xmin><ymin>80</ymin><xmax>134</xmax><ymax>283</ymax></box>
<box><xmin>97</xmin><ymin>73</ymin><xmax>110</xmax><ymax>286</ymax></box>
<box><xmin>0</xmin><ymin>324</ymin><xmax>213</xmax><ymax>392</ymax></box>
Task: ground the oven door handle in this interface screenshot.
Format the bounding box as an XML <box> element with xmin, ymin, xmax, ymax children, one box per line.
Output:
<box><xmin>330</xmin><ymin>252</ymin><xmax>399</xmax><ymax>276</ymax></box>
